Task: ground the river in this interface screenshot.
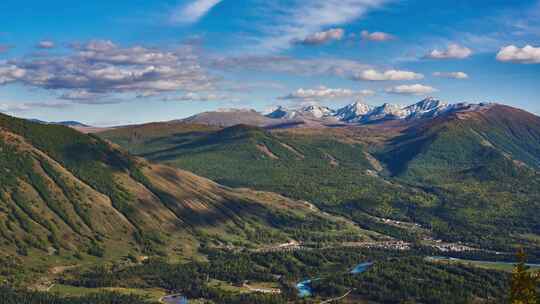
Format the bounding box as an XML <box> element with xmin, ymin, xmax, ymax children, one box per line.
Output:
<box><xmin>161</xmin><ymin>294</ymin><xmax>188</xmax><ymax>304</ymax></box>
<box><xmin>296</xmin><ymin>262</ymin><xmax>373</xmax><ymax>297</ymax></box>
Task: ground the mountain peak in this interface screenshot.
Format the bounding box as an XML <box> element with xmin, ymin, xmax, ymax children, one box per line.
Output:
<box><xmin>402</xmin><ymin>98</ymin><xmax>449</xmax><ymax>119</ymax></box>
<box><xmin>334</xmin><ymin>101</ymin><xmax>373</xmax><ymax>122</ymax></box>
<box><xmin>301</xmin><ymin>104</ymin><xmax>335</xmax><ymax>118</ymax></box>
<box><xmin>414</xmin><ymin>97</ymin><xmax>446</xmax><ymax>108</ymax></box>
<box><xmin>261</xmin><ymin>98</ymin><xmax>497</xmax><ymax>126</ymax></box>
<box><xmin>265</xmin><ymin>103</ymin><xmax>335</xmax><ymax>120</ymax></box>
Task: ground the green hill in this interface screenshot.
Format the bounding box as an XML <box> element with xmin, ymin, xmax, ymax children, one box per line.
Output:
<box><xmin>101</xmin><ymin>123</ymin><xmax>390</xmax><ymax>204</ymax></box>
<box><xmin>0</xmin><ymin>113</ymin><xmax>372</xmax><ymax>271</ymax></box>
<box><xmin>380</xmin><ymin>105</ymin><xmax>540</xmax><ymax>179</ymax></box>
<box><xmin>375</xmin><ymin>105</ymin><xmax>540</xmax><ymax>247</ymax></box>
<box><xmin>100</xmin><ymin>106</ymin><xmax>540</xmax><ymax>252</ymax></box>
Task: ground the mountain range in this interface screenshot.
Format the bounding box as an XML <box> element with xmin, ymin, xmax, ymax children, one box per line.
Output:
<box><xmin>180</xmin><ymin>97</ymin><xmax>495</xmax><ymax>129</ymax></box>
<box><xmin>266</xmin><ymin>97</ymin><xmax>494</xmax><ymax>123</ymax></box>
<box><xmin>2</xmin><ymin>97</ymin><xmax>540</xmax><ymax>303</ymax></box>
<box><xmin>100</xmin><ymin>101</ymin><xmax>540</xmax><ymax>253</ymax></box>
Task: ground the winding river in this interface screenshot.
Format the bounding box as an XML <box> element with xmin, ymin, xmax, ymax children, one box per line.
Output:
<box><xmin>296</xmin><ymin>262</ymin><xmax>373</xmax><ymax>297</ymax></box>
<box><xmin>161</xmin><ymin>294</ymin><xmax>188</xmax><ymax>304</ymax></box>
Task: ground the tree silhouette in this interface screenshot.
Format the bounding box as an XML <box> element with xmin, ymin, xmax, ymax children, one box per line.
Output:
<box><xmin>510</xmin><ymin>248</ymin><xmax>540</xmax><ymax>304</ymax></box>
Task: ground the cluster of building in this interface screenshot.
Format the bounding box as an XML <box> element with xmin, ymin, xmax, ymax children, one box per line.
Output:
<box><xmin>429</xmin><ymin>242</ymin><xmax>476</xmax><ymax>252</ymax></box>
<box><xmin>341</xmin><ymin>240</ymin><xmax>411</xmax><ymax>251</ymax></box>
<box><xmin>255</xmin><ymin>240</ymin><xmax>306</xmax><ymax>253</ymax></box>
<box><xmin>363</xmin><ymin>240</ymin><xmax>411</xmax><ymax>250</ymax></box>
<box><xmin>378</xmin><ymin>217</ymin><xmax>423</xmax><ymax>229</ymax></box>
<box><xmin>422</xmin><ymin>237</ymin><xmax>479</xmax><ymax>252</ymax></box>
<box><xmin>242</xmin><ymin>282</ymin><xmax>282</xmax><ymax>294</ymax></box>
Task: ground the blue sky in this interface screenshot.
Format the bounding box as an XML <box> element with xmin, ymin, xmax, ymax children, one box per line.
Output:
<box><xmin>0</xmin><ymin>0</ymin><xmax>539</xmax><ymax>126</ymax></box>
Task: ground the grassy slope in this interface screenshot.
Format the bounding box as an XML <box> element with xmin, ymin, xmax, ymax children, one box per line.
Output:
<box><xmin>378</xmin><ymin>105</ymin><xmax>540</xmax><ymax>248</ymax></box>
<box><xmin>101</xmin><ymin>124</ymin><xmax>415</xmax><ymax>208</ymax></box>
<box><xmin>100</xmin><ymin>123</ymin><xmax>441</xmax><ymax>242</ymax></box>
<box><xmin>100</xmin><ymin>106</ymin><xmax>540</xmax><ymax>251</ymax></box>
<box><xmin>0</xmin><ymin>113</ymin><xmax>372</xmax><ymax>272</ymax></box>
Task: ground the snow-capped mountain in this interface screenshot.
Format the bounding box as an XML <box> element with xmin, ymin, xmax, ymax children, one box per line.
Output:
<box><xmin>266</xmin><ymin>98</ymin><xmax>493</xmax><ymax>125</ymax></box>
<box><xmin>266</xmin><ymin>104</ymin><xmax>335</xmax><ymax>120</ymax></box>
<box><xmin>362</xmin><ymin>103</ymin><xmax>407</xmax><ymax>122</ymax></box>
<box><xmin>334</xmin><ymin>101</ymin><xmax>373</xmax><ymax>122</ymax></box>
<box><xmin>342</xmin><ymin>97</ymin><xmax>451</xmax><ymax>122</ymax></box>
<box><xmin>301</xmin><ymin>104</ymin><xmax>335</xmax><ymax>118</ymax></box>
<box><xmin>401</xmin><ymin>97</ymin><xmax>449</xmax><ymax>119</ymax></box>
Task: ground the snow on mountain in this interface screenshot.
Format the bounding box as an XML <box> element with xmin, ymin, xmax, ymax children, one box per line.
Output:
<box><xmin>334</xmin><ymin>101</ymin><xmax>373</xmax><ymax>122</ymax></box>
<box><xmin>334</xmin><ymin>97</ymin><xmax>466</xmax><ymax>122</ymax></box>
<box><xmin>301</xmin><ymin>104</ymin><xmax>335</xmax><ymax>118</ymax></box>
<box><xmin>402</xmin><ymin>97</ymin><xmax>448</xmax><ymax>118</ymax></box>
<box><xmin>265</xmin><ymin>104</ymin><xmax>335</xmax><ymax>120</ymax></box>
<box><xmin>363</xmin><ymin>103</ymin><xmax>408</xmax><ymax>122</ymax></box>
<box><xmin>265</xmin><ymin>98</ymin><xmax>493</xmax><ymax>125</ymax></box>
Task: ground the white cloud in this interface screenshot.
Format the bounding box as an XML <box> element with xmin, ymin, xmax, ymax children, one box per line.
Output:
<box><xmin>0</xmin><ymin>65</ymin><xmax>26</xmax><ymax>84</ymax></box>
<box><xmin>426</xmin><ymin>44</ymin><xmax>472</xmax><ymax>59</ymax></box>
<box><xmin>386</xmin><ymin>84</ymin><xmax>437</xmax><ymax>95</ymax></box>
<box><xmin>171</xmin><ymin>0</ymin><xmax>223</xmax><ymax>24</ymax></box>
<box><xmin>360</xmin><ymin>30</ymin><xmax>394</xmax><ymax>41</ymax></box>
<box><xmin>279</xmin><ymin>86</ymin><xmax>374</xmax><ymax>101</ymax></box>
<box><xmin>0</xmin><ymin>40</ymin><xmax>218</xmax><ymax>104</ymax></box>
<box><xmin>496</xmin><ymin>45</ymin><xmax>540</xmax><ymax>64</ymax></box>
<box><xmin>28</xmin><ymin>101</ymin><xmax>73</xmax><ymax>109</ymax></box>
<box><xmin>162</xmin><ymin>92</ymin><xmax>229</xmax><ymax>102</ymax></box>
<box><xmin>37</xmin><ymin>40</ymin><xmax>55</xmax><ymax>49</ymax></box>
<box><xmin>254</xmin><ymin>0</ymin><xmax>387</xmax><ymax>52</ymax></box>
<box><xmin>222</xmin><ymin>81</ymin><xmax>286</xmax><ymax>93</ymax></box>
<box><xmin>354</xmin><ymin>69</ymin><xmax>423</xmax><ymax>81</ymax></box>
<box><xmin>0</xmin><ymin>101</ymin><xmax>72</xmax><ymax>114</ymax></box>
<box><xmin>60</xmin><ymin>90</ymin><xmax>105</xmax><ymax>101</ymax></box>
<box><xmin>433</xmin><ymin>71</ymin><xmax>469</xmax><ymax>79</ymax></box>
<box><xmin>358</xmin><ymin>89</ymin><xmax>376</xmax><ymax>96</ymax></box>
<box><xmin>82</xmin><ymin>40</ymin><xmax>117</xmax><ymax>52</ymax></box>
<box><xmin>212</xmin><ymin>55</ymin><xmax>370</xmax><ymax>78</ymax></box>
<box><xmin>295</xmin><ymin>28</ymin><xmax>345</xmax><ymax>45</ymax></box>
<box><xmin>0</xmin><ymin>103</ymin><xmax>30</xmax><ymax>113</ymax></box>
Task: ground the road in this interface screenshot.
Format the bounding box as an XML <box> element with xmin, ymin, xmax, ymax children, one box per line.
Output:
<box><xmin>320</xmin><ymin>289</ymin><xmax>353</xmax><ymax>304</ymax></box>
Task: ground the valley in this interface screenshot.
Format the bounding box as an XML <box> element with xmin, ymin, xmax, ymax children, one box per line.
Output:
<box><xmin>2</xmin><ymin>99</ymin><xmax>540</xmax><ymax>303</ymax></box>
<box><xmin>99</xmin><ymin>101</ymin><xmax>540</xmax><ymax>255</ymax></box>
<box><xmin>2</xmin><ymin>1</ymin><xmax>540</xmax><ymax>302</ymax></box>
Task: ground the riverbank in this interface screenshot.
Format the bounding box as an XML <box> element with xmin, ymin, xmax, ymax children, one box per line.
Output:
<box><xmin>296</xmin><ymin>262</ymin><xmax>373</xmax><ymax>298</ymax></box>
<box><xmin>427</xmin><ymin>256</ymin><xmax>540</xmax><ymax>272</ymax></box>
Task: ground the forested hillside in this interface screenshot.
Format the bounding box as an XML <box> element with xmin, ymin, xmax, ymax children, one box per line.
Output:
<box><xmin>100</xmin><ymin>105</ymin><xmax>540</xmax><ymax>253</ymax></box>
<box><xmin>0</xmin><ymin>113</ymin><xmax>371</xmax><ymax>269</ymax></box>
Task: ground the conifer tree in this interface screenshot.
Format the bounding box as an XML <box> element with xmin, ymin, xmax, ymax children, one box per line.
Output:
<box><xmin>510</xmin><ymin>248</ymin><xmax>540</xmax><ymax>304</ymax></box>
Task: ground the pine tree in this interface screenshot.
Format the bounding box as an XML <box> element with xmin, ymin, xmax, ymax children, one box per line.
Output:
<box><xmin>510</xmin><ymin>248</ymin><xmax>540</xmax><ymax>304</ymax></box>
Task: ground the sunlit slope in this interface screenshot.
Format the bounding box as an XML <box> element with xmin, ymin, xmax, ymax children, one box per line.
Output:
<box><xmin>100</xmin><ymin>107</ymin><xmax>540</xmax><ymax>251</ymax></box>
<box><xmin>378</xmin><ymin>105</ymin><xmax>540</xmax><ymax>248</ymax></box>
<box><xmin>0</xmin><ymin>113</ymin><xmax>371</xmax><ymax>263</ymax></box>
